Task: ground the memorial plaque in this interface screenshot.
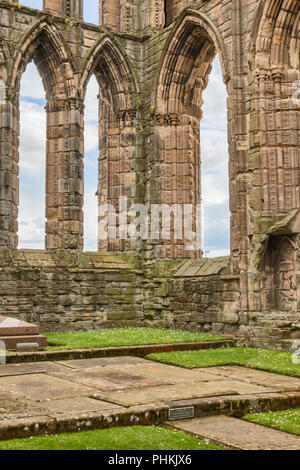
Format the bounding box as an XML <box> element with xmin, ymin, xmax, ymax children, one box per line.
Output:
<box><xmin>168</xmin><ymin>407</ymin><xmax>195</xmax><ymax>420</ymax></box>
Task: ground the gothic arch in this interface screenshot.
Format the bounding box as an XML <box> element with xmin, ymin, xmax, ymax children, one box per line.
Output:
<box><xmin>9</xmin><ymin>20</ymin><xmax>76</xmax><ymax>102</ymax></box>
<box><xmin>80</xmin><ymin>35</ymin><xmax>139</xmax><ymax>111</ymax></box>
<box><xmin>255</xmin><ymin>0</ymin><xmax>300</xmax><ymax>69</ymax></box>
<box><xmin>155</xmin><ymin>9</ymin><xmax>230</xmax><ymax>116</ymax></box>
<box><xmin>79</xmin><ymin>35</ymin><xmax>139</xmax><ymax>251</ymax></box>
<box><xmin>260</xmin><ymin>234</ymin><xmax>297</xmax><ymax>312</ymax></box>
<box><xmin>290</xmin><ymin>9</ymin><xmax>300</xmax><ymax>70</ymax></box>
<box><xmin>5</xmin><ymin>20</ymin><xmax>81</xmax><ymax>251</ymax></box>
<box><xmin>151</xmin><ymin>10</ymin><xmax>230</xmax><ymax>259</ymax></box>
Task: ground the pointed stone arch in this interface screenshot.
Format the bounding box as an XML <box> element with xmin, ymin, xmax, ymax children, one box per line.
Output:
<box><xmin>0</xmin><ymin>33</ymin><xmax>8</xmax><ymax>88</ymax></box>
<box><xmin>80</xmin><ymin>35</ymin><xmax>139</xmax><ymax>251</ymax></box>
<box><xmin>3</xmin><ymin>20</ymin><xmax>83</xmax><ymax>251</ymax></box>
<box><xmin>249</xmin><ymin>1</ymin><xmax>300</xmax><ymax>316</ymax></box>
<box><xmin>251</xmin><ymin>0</ymin><xmax>300</xmax><ymax>216</ymax></box>
<box><xmin>155</xmin><ymin>9</ymin><xmax>230</xmax><ymax>116</ymax></box>
<box><xmin>290</xmin><ymin>9</ymin><xmax>300</xmax><ymax>70</ymax></box>
<box><xmin>261</xmin><ymin>234</ymin><xmax>297</xmax><ymax>312</ymax></box>
<box><xmin>80</xmin><ymin>34</ymin><xmax>138</xmax><ymax>111</ymax></box>
<box><xmin>9</xmin><ymin>20</ymin><xmax>76</xmax><ymax>103</ymax></box>
<box><xmin>152</xmin><ymin>10</ymin><xmax>230</xmax><ymax>259</ymax></box>
<box><xmin>255</xmin><ymin>0</ymin><xmax>300</xmax><ymax>70</ymax></box>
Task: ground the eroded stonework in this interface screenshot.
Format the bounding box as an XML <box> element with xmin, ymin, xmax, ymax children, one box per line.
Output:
<box><xmin>0</xmin><ymin>0</ymin><xmax>299</xmax><ymax>349</ymax></box>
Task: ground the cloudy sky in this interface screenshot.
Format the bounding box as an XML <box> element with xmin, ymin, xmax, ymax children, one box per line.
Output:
<box><xmin>19</xmin><ymin>1</ymin><xmax>229</xmax><ymax>256</ymax></box>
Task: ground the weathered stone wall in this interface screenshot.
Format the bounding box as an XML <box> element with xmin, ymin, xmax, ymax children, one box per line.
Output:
<box><xmin>0</xmin><ymin>249</ymin><xmax>144</xmax><ymax>331</ymax></box>
<box><xmin>0</xmin><ymin>1</ymin><xmax>299</xmax><ymax>349</ymax></box>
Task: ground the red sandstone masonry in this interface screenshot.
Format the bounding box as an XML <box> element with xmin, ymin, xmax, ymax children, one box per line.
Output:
<box><xmin>0</xmin><ymin>1</ymin><xmax>299</xmax><ymax>346</ymax></box>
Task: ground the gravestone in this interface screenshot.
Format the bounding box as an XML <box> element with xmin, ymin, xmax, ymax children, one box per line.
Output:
<box><xmin>0</xmin><ymin>316</ymin><xmax>47</xmax><ymax>351</ymax></box>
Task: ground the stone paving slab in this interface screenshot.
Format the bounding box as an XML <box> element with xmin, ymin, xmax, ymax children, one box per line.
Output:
<box><xmin>42</xmin><ymin>397</ymin><xmax>123</xmax><ymax>413</ymax></box>
<box><xmin>54</xmin><ymin>356</ymin><xmax>151</xmax><ymax>369</ymax></box>
<box><xmin>199</xmin><ymin>366</ymin><xmax>300</xmax><ymax>391</ymax></box>
<box><xmin>168</xmin><ymin>416</ymin><xmax>300</xmax><ymax>450</ymax></box>
<box><xmin>50</xmin><ymin>366</ymin><xmax>171</xmax><ymax>391</ymax></box>
<box><xmin>101</xmin><ymin>380</ymin><xmax>270</xmax><ymax>407</ymax></box>
<box><xmin>105</xmin><ymin>362</ymin><xmax>225</xmax><ymax>383</ymax></box>
<box><xmin>0</xmin><ymin>373</ymin><xmax>94</xmax><ymax>401</ymax></box>
<box><xmin>0</xmin><ymin>356</ymin><xmax>300</xmax><ymax>444</ymax></box>
<box><xmin>0</xmin><ymin>392</ymin><xmax>50</xmax><ymax>421</ymax></box>
<box><xmin>0</xmin><ymin>362</ymin><xmax>70</xmax><ymax>377</ymax></box>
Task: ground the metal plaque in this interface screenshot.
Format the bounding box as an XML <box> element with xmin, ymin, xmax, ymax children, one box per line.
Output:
<box><xmin>168</xmin><ymin>407</ymin><xmax>195</xmax><ymax>421</ymax></box>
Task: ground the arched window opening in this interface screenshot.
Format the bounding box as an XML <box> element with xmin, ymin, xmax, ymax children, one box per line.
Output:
<box><xmin>20</xmin><ymin>0</ymin><xmax>43</xmax><ymax>9</ymax></box>
<box><xmin>83</xmin><ymin>75</ymin><xmax>99</xmax><ymax>251</ymax></box>
<box><xmin>261</xmin><ymin>235</ymin><xmax>297</xmax><ymax>312</ymax></box>
<box><xmin>84</xmin><ymin>0</ymin><xmax>99</xmax><ymax>24</ymax></box>
<box><xmin>18</xmin><ymin>62</ymin><xmax>46</xmax><ymax>249</ymax></box>
<box><xmin>201</xmin><ymin>56</ymin><xmax>230</xmax><ymax>258</ymax></box>
<box><xmin>165</xmin><ymin>0</ymin><xmax>176</xmax><ymax>27</ymax></box>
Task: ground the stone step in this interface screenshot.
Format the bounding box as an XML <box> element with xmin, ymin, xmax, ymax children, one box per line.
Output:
<box><xmin>0</xmin><ymin>335</ymin><xmax>48</xmax><ymax>350</ymax></box>
<box><xmin>168</xmin><ymin>415</ymin><xmax>300</xmax><ymax>450</ymax></box>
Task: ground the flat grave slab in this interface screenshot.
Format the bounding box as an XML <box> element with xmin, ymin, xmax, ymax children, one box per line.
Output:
<box><xmin>0</xmin><ymin>356</ymin><xmax>299</xmax><ymax>437</ymax></box>
<box><xmin>0</xmin><ymin>373</ymin><xmax>94</xmax><ymax>401</ymax></box>
<box><xmin>168</xmin><ymin>415</ymin><xmax>300</xmax><ymax>450</ymax></box>
<box><xmin>198</xmin><ymin>366</ymin><xmax>300</xmax><ymax>391</ymax></box>
<box><xmin>100</xmin><ymin>380</ymin><xmax>270</xmax><ymax>407</ymax></box>
<box><xmin>50</xmin><ymin>366</ymin><xmax>171</xmax><ymax>391</ymax></box>
<box><xmin>43</xmin><ymin>397</ymin><xmax>124</xmax><ymax>413</ymax></box>
<box><xmin>103</xmin><ymin>362</ymin><xmax>226</xmax><ymax>383</ymax></box>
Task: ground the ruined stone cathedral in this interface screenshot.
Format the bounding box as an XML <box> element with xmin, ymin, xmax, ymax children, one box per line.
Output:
<box><xmin>0</xmin><ymin>0</ymin><xmax>299</xmax><ymax>350</ymax></box>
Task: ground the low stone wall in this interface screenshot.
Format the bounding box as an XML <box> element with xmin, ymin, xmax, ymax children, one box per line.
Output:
<box><xmin>0</xmin><ymin>250</ymin><xmax>299</xmax><ymax>351</ymax></box>
<box><xmin>0</xmin><ymin>252</ymin><xmax>242</xmax><ymax>335</ymax></box>
<box><xmin>0</xmin><ymin>249</ymin><xmax>144</xmax><ymax>331</ymax></box>
<box><xmin>142</xmin><ymin>258</ymin><xmax>241</xmax><ymax>335</ymax></box>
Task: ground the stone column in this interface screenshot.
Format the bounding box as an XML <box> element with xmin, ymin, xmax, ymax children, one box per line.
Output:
<box><xmin>99</xmin><ymin>0</ymin><xmax>120</xmax><ymax>31</ymax></box>
<box><xmin>153</xmin><ymin>113</ymin><xmax>201</xmax><ymax>259</ymax></box>
<box><xmin>0</xmin><ymin>95</ymin><xmax>18</xmax><ymax>249</ymax></box>
<box><xmin>46</xmin><ymin>98</ymin><xmax>84</xmax><ymax>250</ymax></box>
<box><xmin>98</xmin><ymin>97</ymin><xmax>137</xmax><ymax>251</ymax></box>
<box><xmin>43</xmin><ymin>0</ymin><xmax>62</xmax><ymax>15</ymax></box>
<box><xmin>62</xmin><ymin>0</ymin><xmax>83</xmax><ymax>19</ymax></box>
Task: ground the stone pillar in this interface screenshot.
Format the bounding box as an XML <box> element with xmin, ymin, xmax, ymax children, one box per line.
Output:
<box><xmin>97</xmin><ymin>96</ymin><xmax>137</xmax><ymax>251</ymax></box>
<box><xmin>46</xmin><ymin>98</ymin><xmax>83</xmax><ymax>250</ymax></box>
<box><xmin>62</xmin><ymin>0</ymin><xmax>83</xmax><ymax>19</ymax></box>
<box><xmin>0</xmin><ymin>96</ymin><xmax>18</xmax><ymax>249</ymax></box>
<box><xmin>99</xmin><ymin>0</ymin><xmax>120</xmax><ymax>31</ymax></box>
<box><xmin>249</xmin><ymin>67</ymin><xmax>300</xmax><ymax>312</ymax></box>
<box><xmin>43</xmin><ymin>0</ymin><xmax>62</xmax><ymax>15</ymax></box>
<box><xmin>153</xmin><ymin>113</ymin><xmax>201</xmax><ymax>259</ymax></box>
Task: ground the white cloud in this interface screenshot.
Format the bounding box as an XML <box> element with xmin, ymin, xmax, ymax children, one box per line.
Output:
<box><xmin>205</xmin><ymin>249</ymin><xmax>230</xmax><ymax>258</ymax></box>
<box><xmin>18</xmin><ymin>192</ymin><xmax>45</xmax><ymax>249</ymax></box>
<box><xmin>83</xmin><ymin>188</ymin><xmax>98</xmax><ymax>251</ymax></box>
<box><xmin>20</xmin><ymin>62</ymin><xmax>45</xmax><ymax>99</ymax></box>
<box><xmin>202</xmin><ymin>172</ymin><xmax>229</xmax><ymax>206</ymax></box>
<box><xmin>201</xmin><ymin>56</ymin><xmax>230</xmax><ymax>253</ymax></box>
<box><xmin>84</xmin><ymin>122</ymin><xmax>98</xmax><ymax>153</ymax></box>
<box><xmin>19</xmin><ymin>100</ymin><xmax>46</xmax><ymax>174</ymax></box>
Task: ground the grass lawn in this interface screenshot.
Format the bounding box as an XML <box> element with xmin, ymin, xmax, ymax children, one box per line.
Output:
<box><xmin>0</xmin><ymin>426</ymin><xmax>225</xmax><ymax>450</ymax></box>
<box><xmin>44</xmin><ymin>327</ymin><xmax>224</xmax><ymax>350</ymax></box>
<box><xmin>147</xmin><ymin>347</ymin><xmax>300</xmax><ymax>377</ymax></box>
<box><xmin>244</xmin><ymin>408</ymin><xmax>300</xmax><ymax>436</ymax></box>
